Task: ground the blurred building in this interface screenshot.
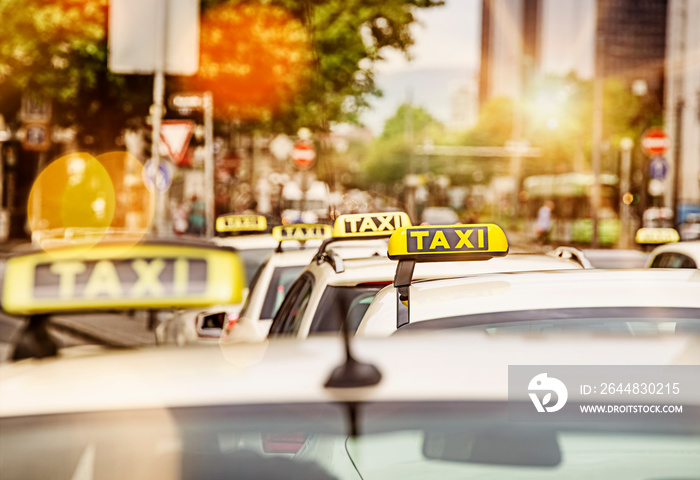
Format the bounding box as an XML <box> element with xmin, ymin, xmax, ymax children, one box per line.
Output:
<box><xmin>479</xmin><ymin>0</ymin><xmax>542</xmax><ymax>105</ymax></box>
<box><xmin>596</xmin><ymin>0</ymin><xmax>668</xmax><ymax>110</ymax></box>
<box><xmin>449</xmin><ymin>79</ymin><xmax>479</xmax><ymax>131</ymax></box>
<box><xmin>664</xmin><ymin>0</ymin><xmax>700</xmax><ymax>220</ymax></box>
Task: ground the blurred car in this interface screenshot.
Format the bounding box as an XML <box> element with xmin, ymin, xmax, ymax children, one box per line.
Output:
<box><xmin>2</xmin><ymin>332</ymin><xmax>699</xmax><ymax>478</ymax></box>
<box><xmin>356</xmin><ymin>225</ymin><xmax>700</xmax><ymax>337</ymax></box>
<box><xmin>158</xmin><ymin>223</ymin><xmax>332</xmax><ymax>346</ymax></box>
<box><xmin>0</xmin><ymin>238</ymin><xmax>246</xmax><ymax>359</ymax></box>
<box><xmin>680</xmin><ymin>213</ymin><xmax>700</xmax><ymax>241</ymax></box>
<box><xmin>420</xmin><ymin>206</ymin><xmax>459</xmax><ymax>225</ymax></box>
<box><xmin>646</xmin><ymin>241</ymin><xmax>700</xmax><ymax>269</ymax></box>
<box><xmin>550</xmin><ymin>246</ymin><xmax>649</xmax><ymax>268</ymax></box>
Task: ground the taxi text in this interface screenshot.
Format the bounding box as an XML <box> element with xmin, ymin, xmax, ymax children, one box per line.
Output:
<box><xmin>33</xmin><ymin>257</ymin><xmax>207</xmax><ymax>299</ymax></box>
<box><xmin>406</xmin><ymin>226</ymin><xmax>488</xmax><ymax>253</ymax></box>
<box><xmin>340</xmin><ymin>213</ymin><xmax>409</xmax><ymax>235</ymax></box>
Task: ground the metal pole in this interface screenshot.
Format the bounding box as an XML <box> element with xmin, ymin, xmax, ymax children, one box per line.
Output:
<box><xmin>672</xmin><ymin>99</ymin><xmax>685</xmax><ymax>229</ymax></box>
<box><xmin>203</xmin><ymin>92</ymin><xmax>215</xmax><ymax>238</ymax></box>
<box><xmin>619</xmin><ymin>139</ymin><xmax>633</xmax><ymax>248</ymax></box>
<box><xmin>591</xmin><ymin>5</ymin><xmax>603</xmax><ymax>248</ymax></box>
<box><xmin>150</xmin><ymin>0</ymin><xmax>167</xmax><ymax>236</ymax></box>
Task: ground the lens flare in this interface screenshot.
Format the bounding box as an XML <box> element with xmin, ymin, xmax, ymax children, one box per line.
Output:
<box><xmin>28</xmin><ymin>151</ymin><xmax>153</xmax><ymax>252</ymax></box>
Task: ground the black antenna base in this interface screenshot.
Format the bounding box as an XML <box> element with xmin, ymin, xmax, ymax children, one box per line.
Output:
<box><xmin>11</xmin><ymin>315</ymin><xmax>59</xmax><ymax>361</ymax></box>
<box><xmin>324</xmin><ymin>357</ymin><xmax>382</xmax><ymax>388</ymax></box>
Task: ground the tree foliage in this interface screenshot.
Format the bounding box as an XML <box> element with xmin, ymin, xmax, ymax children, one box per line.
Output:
<box><xmin>0</xmin><ymin>0</ymin><xmax>443</xmax><ymax>149</ymax></box>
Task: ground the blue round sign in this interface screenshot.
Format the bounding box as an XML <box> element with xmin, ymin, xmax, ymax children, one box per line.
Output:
<box><xmin>649</xmin><ymin>156</ymin><xmax>668</xmax><ymax>180</ymax></box>
<box><xmin>143</xmin><ymin>159</ymin><xmax>174</xmax><ymax>192</ymax></box>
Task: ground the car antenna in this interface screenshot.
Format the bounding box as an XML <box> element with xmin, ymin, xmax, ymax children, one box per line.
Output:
<box><xmin>324</xmin><ymin>309</ymin><xmax>381</xmax><ymax>389</ymax></box>
<box><xmin>11</xmin><ymin>314</ymin><xmax>59</xmax><ymax>361</ymax></box>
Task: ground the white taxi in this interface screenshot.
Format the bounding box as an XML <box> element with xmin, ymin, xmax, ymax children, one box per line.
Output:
<box><xmin>647</xmin><ymin>241</ymin><xmax>700</xmax><ymax>269</ymax></box>
<box><xmin>268</xmin><ymin>215</ymin><xmax>582</xmax><ymax>339</ymax></box>
<box><xmin>2</xmin><ymin>331</ymin><xmax>699</xmax><ymax>478</ymax></box>
<box><xmin>356</xmin><ymin>224</ymin><xmax>700</xmax><ymax>337</ymax></box>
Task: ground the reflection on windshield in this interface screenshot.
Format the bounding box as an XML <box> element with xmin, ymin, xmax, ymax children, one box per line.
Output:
<box><xmin>2</xmin><ymin>402</ymin><xmax>699</xmax><ymax>479</ymax></box>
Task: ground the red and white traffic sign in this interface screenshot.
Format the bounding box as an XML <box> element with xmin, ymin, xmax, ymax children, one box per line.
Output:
<box><xmin>160</xmin><ymin>120</ymin><xmax>194</xmax><ymax>164</ymax></box>
<box><xmin>290</xmin><ymin>140</ymin><xmax>316</xmax><ymax>170</ymax></box>
<box><xmin>641</xmin><ymin>127</ymin><xmax>670</xmax><ymax>157</ymax></box>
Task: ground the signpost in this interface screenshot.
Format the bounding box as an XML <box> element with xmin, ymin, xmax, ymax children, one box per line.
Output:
<box><xmin>108</xmin><ymin>0</ymin><xmax>200</xmax><ymax>237</ymax></box>
<box><xmin>143</xmin><ymin>159</ymin><xmax>174</xmax><ymax>192</ymax></box>
<box><xmin>168</xmin><ymin>92</ymin><xmax>215</xmax><ymax>238</ymax></box>
<box><xmin>641</xmin><ymin>128</ymin><xmax>671</xmax><ymax>207</ymax></box>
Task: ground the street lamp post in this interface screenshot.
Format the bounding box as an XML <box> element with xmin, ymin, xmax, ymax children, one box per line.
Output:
<box><xmin>619</xmin><ymin>137</ymin><xmax>634</xmax><ymax>248</ymax></box>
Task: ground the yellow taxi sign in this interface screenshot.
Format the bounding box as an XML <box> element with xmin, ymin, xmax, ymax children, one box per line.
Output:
<box><xmin>332</xmin><ymin>212</ymin><xmax>411</xmax><ymax>238</ymax></box>
<box><xmin>635</xmin><ymin>227</ymin><xmax>679</xmax><ymax>245</ymax></box>
<box><xmin>388</xmin><ymin>224</ymin><xmax>509</xmax><ymax>262</ymax></box>
<box><xmin>272</xmin><ymin>223</ymin><xmax>332</xmax><ymax>242</ymax></box>
<box><xmin>1</xmin><ymin>243</ymin><xmax>245</xmax><ymax>315</ymax></box>
<box><xmin>216</xmin><ymin>214</ymin><xmax>267</xmax><ymax>233</ymax></box>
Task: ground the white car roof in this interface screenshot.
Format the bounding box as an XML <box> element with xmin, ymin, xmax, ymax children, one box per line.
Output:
<box><xmin>646</xmin><ymin>241</ymin><xmax>700</xmax><ymax>266</ymax></box>
<box><xmin>311</xmin><ymin>252</ymin><xmax>582</xmax><ymax>288</ymax></box>
<box><xmin>2</xmin><ymin>333</ymin><xmax>698</xmax><ymax>417</ymax></box>
<box><xmin>358</xmin><ymin>269</ymin><xmax>700</xmax><ymax>336</ymax></box>
<box><xmin>213</xmin><ymin>234</ymin><xmax>327</xmax><ymax>251</ymax></box>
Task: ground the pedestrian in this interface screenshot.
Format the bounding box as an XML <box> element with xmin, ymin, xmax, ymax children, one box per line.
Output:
<box><xmin>534</xmin><ymin>200</ymin><xmax>554</xmax><ymax>244</ymax></box>
<box><xmin>173</xmin><ymin>202</ymin><xmax>189</xmax><ymax>236</ymax></box>
<box><xmin>187</xmin><ymin>195</ymin><xmax>206</xmax><ymax>236</ymax></box>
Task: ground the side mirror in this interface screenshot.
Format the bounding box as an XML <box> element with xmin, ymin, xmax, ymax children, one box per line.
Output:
<box><xmin>195</xmin><ymin>311</ymin><xmax>228</xmax><ymax>338</ymax></box>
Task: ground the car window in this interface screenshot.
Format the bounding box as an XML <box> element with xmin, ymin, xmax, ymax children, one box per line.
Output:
<box><xmin>651</xmin><ymin>252</ymin><xmax>697</xmax><ymax>269</ymax></box>
<box><xmin>398</xmin><ymin>307</ymin><xmax>700</xmax><ymax>335</ymax></box>
<box><xmin>269</xmin><ymin>274</ymin><xmax>314</xmax><ymax>336</ymax></box>
<box><xmin>237</xmin><ymin>248</ymin><xmax>275</xmax><ymax>285</ymax></box>
<box><xmin>260</xmin><ymin>265</ymin><xmax>307</xmax><ymax>319</ymax></box>
<box><xmin>310</xmin><ymin>286</ymin><xmax>384</xmax><ymax>333</ymax></box>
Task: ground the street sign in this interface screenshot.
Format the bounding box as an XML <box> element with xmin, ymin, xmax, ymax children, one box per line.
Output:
<box><xmin>170</xmin><ymin>93</ymin><xmax>204</xmax><ymax>112</ymax></box>
<box><xmin>108</xmin><ymin>0</ymin><xmax>200</xmax><ymax>75</ymax></box>
<box><xmin>290</xmin><ymin>140</ymin><xmax>316</xmax><ymax>170</ymax></box>
<box><xmin>20</xmin><ymin>96</ymin><xmax>51</xmax><ymax>123</ymax></box>
<box><xmin>269</xmin><ymin>134</ymin><xmax>294</xmax><ymax>161</ymax></box>
<box><xmin>641</xmin><ymin>127</ymin><xmax>670</xmax><ymax>157</ymax></box>
<box><xmin>649</xmin><ymin>156</ymin><xmax>668</xmax><ymax>180</ymax></box>
<box><xmin>21</xmin><ymin>123</ymin><xmax>51</xmax><ymax>151</ymax></box>
<box><xmin>143</xmin><ymin>159</ymin><xmax>174</xmax><ymax>192</ymax></box>
<box><xmin>160</xmin><ymin>120</ymin><xmax>194</xmax><ymax>164</ymax></box>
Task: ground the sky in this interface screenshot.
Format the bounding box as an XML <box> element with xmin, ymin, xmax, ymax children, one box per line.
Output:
<box><xmin>360</xmin><ymin>0</ymin><xmax>596</xmax><ymax>135</ymax></box>
<box><xmin>360</xmin><ymin>0</ymin><xmax>482</xmax><ymax>134</ymax></box>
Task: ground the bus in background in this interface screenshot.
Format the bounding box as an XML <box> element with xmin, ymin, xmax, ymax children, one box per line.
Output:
<box><xmin>523</xmin><ymin>173</ymin><xmax>621</xmax><ymax>246</ymax></box>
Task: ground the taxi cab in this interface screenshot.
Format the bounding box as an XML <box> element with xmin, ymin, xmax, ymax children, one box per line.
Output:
<box><xmin>2</xmin><ymin>331</ymin><xmax>699</xmax><ymax>478</ymax></box>
<box><xmin>356</xmin><ymin>224</ymin><xmax>700</xmax><ymax>337</ymax></box>
<box><xmin>222</xmin><ymin>223</ymin><xmax>398</xmax><ymax>342</ymax></box>
<box><xmin>268</xmin><ymin>215</ymin><xmax>582</xmax><ymax>339</ymax></box>
<box><xmin>0</xmin><ymin>238</ymin><xmax>246</xmax><ymax>358</ymax></box>
<box><xmin>156</xmin><ymin>215</ymin><xmax>317</xmax><ymax>345</ymax></box>
<box><xmin>646</xmin><ymin>241</ymin><xmax>700</xmax><ymax>269</ymax></box>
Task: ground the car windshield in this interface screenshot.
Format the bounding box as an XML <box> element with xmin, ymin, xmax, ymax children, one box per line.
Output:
<box><xmin>399</xmin><ymin>307</ymin><xmax>700</xmax><ymax>335</ymax></box>
<box><xmin>310</xmin><ymin>285</ymin><xmax>385</xmax><ymax>333</ymax></box>
<box><xmin>237</xmin><ymin>249</ymin><xmax>276</xmax><ymax>286</ymax></box>
<box><xmin>2</xmin><ymin>401</ymin><xmax>699</xmax><ymax>479</ymax></box>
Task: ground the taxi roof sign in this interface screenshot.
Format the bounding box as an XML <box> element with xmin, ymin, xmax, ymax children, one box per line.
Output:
<box><xmin>332</xmin><ymin>212</ymin><xmax>411</xmax><ymax>238</ymax></box>
<box><xmin>216</xmin><ymin>214</ymin><xmax>267</xmax><ymax>234</ymax></box>
<box><xmin>1</xmin><ymin>243</ymin><xmax>245</xmax><ymax>315</ymax></box>
<box><xmin>635</xmin><ymin>227</ymin><xmax>679</xmax><ymax>245</ymax></box>
<box><xmin>272</xmin><ymin>223</ymin><xmax>331</xmax><ymax>242</ymax></box>
<box><xmin>388</xmin><ymin>224</ymin><xmax>509</xmax><ymax>262</ymax></box>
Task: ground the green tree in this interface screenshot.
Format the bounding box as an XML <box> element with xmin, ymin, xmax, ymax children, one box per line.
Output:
<box><xmin>362</xmin><ymin>103</ymin><xmax>443</xmax><ymax>187</ymax></box>
<box><xmin>0</xmin><ymin>0</ymin><xmax>443</xmax><ymax>149</ymax></box>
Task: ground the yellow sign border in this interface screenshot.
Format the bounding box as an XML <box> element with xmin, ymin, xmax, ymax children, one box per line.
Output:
<box><xmin>332</xmin><ymin>212</ymin><xmax>411</xmax><ymax>238</ymax></box>
<box><xmin>215</xmin><ymin>214</ymin><xmax>267</xmax><ymax>233</ymax></box>
<box><xmin>2</xmin><ymin>244</ymin><xmax>245</xmax><ymax>315</ymax></box>
<box><xmin>388</xmin><ymin>224</ymin><xmax>509</xmax><ymax>261</ymax></box>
